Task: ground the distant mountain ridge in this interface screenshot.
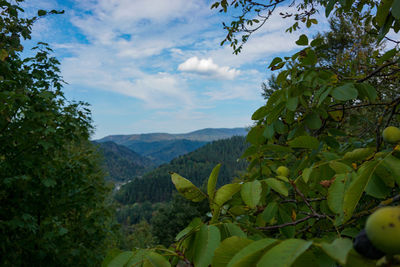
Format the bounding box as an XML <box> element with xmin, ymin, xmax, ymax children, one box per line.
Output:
<box><xmin>96</xmin><ymin>128</ymin><xmax>247</xmax><ymax>164</ymax></box>
<box><xmin>97</xmin><ymin>128</ymin><xmax>247</xmax><ymax>144</ymax></box>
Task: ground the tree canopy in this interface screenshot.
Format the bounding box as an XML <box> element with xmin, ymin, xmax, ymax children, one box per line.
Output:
<box><xmin>0</xmin><ymin>1</ymin><xmax>117</xmax><ymax>265</ymax></box>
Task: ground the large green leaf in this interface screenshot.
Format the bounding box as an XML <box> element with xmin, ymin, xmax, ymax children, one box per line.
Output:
<box><xmin>171</xmin><ymin>173</ymin><xmax>206</xmax><ymax>202</ymax></box>
<box><xmin>214</xmin><ymin>183</ymin><xmax>242</xmax><ymax>207</ymax></box>
<box><xmin>321</xmin><ymin>238</ymin><xmax>353</xmax><ymax>265</ymax></box>
<box><xmin>142</xmin><ymin>251</ymin><xmax>171</xmax><ymax>267</ymax></box>
<box><xmin>296</xmin><ymin>34</ymin><xmax>309</xmax><ymax>46</ymax></box>
<box><xmin>329</xmin><ymin>162</ymin><xmax>352</xmax><ymax>174</ymax></box>
<box><xmin>331</xmin><ymin>83</ymin><xmax>358</xmax><ymax>101</ymax></box>
<box><xmin>212</xmin><ymin>236</ymin><xmax>254</xmax><ymax>267</ymax></box>
<box><xmin>262</xmin><ymin>202</ymin><xmax>278</xmax><ymax>222</ymax></box>
<box><xmin>263</xmin><ymin>178</ymin><xmax>288</xmax><ymax>196</ymax></box>
<box><xmin>247</xmin><ymin>125</ymin><xmax>266</xmax><ymax>145</ymax></box>
<box><xmin>208</xmin><ymin>164</ymin><xmax>221</xmax><ymax>203</ymax></box>
<box><xmin>256</xmin><ymin>239</ymin><xmax>313</xmax><ymax>267</ymax></box>
<box><xmin>193</xmin><ymin>225</ymin><xmax>221</xmax><ymax>267</ymax></box>
<box><xmin>241</xmin><ymin>180</ymin><xmax>262</xmax><ymax>208</ymax></box>
<box><xmin>227</xmin><ymin>238</ymin><xmax>277</xmax><ymax>267</ymax></box>
<box><xmin>288</xmin><ymin>136</ymin><xmax>319</xmax><ymax>150</ymax></box>
<box><xmin>107</xmin><ymin>251</ymin><xmax>134</xmax><ymax>267</ymax></box>
<box><xmin>327</xmin><ymin>174</ymin><xmax>347</xmax><ymax>214</ymax></box>
<box><xmin>343</xmin><ymin>161</ymin><xmax>380</xmax><ymax>221</ymax></box>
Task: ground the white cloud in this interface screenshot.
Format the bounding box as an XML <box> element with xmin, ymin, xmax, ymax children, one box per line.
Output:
<box><xmin>178</xmin><ymin>56</ymin><xmax>240</xmax><ymax>80</ymax></box>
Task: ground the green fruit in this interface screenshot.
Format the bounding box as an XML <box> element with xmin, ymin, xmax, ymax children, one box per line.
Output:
<box><xmin>365</xmin><ymin>206</ymin><xmax>400</xmax><ymax>255</ymax></box>
<box><xmin>276</xmin><ymin>166</ymin><xmax>290</xmax><ymax>177</ymax></box>
<box><xmin>382</xmin><ymin>126</ymin><xmax>400</xmax><ymax>144</ymax></box>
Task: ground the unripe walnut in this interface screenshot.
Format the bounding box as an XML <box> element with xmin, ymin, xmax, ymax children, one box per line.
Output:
<box><xmin>365</xmin><ymin>206</ymin><xmax>400</xmax><ymax>255</ymax></box>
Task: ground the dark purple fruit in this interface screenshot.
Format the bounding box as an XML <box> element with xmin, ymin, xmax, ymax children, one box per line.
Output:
<box><xmin>353</xmin><ymin>229</ymin><xmax>385</xmax><ymax>259</ymax></box>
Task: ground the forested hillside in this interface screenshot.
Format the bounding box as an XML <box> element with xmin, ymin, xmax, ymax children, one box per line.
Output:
<box><xmin>95</xmin><ymin>141</ymin><xmax>155</xmax><ymax>182</ymax></box>
<box><xmin>114</xmin><ymin>136</ymin><xmax>248</xmax><ymax>204</ymax></box>
<box><xmin>127</xmin><ymin>139</ymin><xmax>207</xmax><ymax>165</ymax></box>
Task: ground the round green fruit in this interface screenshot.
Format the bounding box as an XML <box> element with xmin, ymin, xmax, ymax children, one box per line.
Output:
<box><xmin>382</xmin><ymin>126</ymin><xmax>400</xmax><ymax>144</ymax></box>
<box><xmin>276</xmin><ymin>166</ymin><xmax>290</xmax><ymax>177</ymax></box>
<box><xmin>365</xmin><ymin>206</ymin><xmax>400</xmax><ymax>255</ymax></box>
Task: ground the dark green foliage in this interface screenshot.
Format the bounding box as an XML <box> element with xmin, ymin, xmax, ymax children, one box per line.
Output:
<box><xmin>151</xmin><ymin>193</ymin><xmax>209</xmax><ymax>247</ymax></box>
<box><xmin>116</xmin><ymin>201</ymin><xmax>162</xmax><ymax>225</ymax></box>
<box><xmin>114</xmin><ymin>136</ymin><xmax>248</xmax><ymax>204</ymax></box>
<box><xmin>95</xmin><ymin>141</ymin><xmax>155</xmax><ymax>182</ymax></box>
<box><xmin>0</xmin><ymin>1</ymin><xmax>117</xmax><ymax>266</ymax></box>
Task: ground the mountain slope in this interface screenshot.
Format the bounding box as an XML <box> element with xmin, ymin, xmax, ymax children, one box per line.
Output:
<box><xmin>129</xmin><ymin>139</ymin><xmax>207</xmax><ymax>164</ymax></box>
<box><xmin>97</xmin><ymin>127</ymin><xmax>247</xmax><ymax>144</ymax></box>
<box><xmin>114</xmin><ymin>136</ymin><xmax>248</xmax><ymax>204</ymax></box>
<box><xmin>95</xmin><ymin>141</ymin><xmax>155</xmax><ymax>182</ymax></box>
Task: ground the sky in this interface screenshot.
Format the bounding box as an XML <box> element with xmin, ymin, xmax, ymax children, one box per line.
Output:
<box><xmin>22</xmin><ymin>0</ymin><xmax>329</xmax><ymax>139</ymax></box>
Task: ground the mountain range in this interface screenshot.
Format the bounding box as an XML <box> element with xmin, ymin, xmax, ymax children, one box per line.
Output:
<box><xmin>96</xmin><ymin>128</ymin><xmax>247</xmax><ymax>165</ymax></box>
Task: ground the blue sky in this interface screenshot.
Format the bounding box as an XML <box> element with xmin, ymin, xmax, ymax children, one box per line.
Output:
<box><xmin>23</xmin><ymin>0</ymin><xmax>329</xmax><ymax>139</ymax></box>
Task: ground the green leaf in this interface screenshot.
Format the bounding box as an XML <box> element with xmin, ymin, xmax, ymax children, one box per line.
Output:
<box><xmin>286</xmin><ymin>97</ymin><xmax>298</xmax><ymax>112</ymax></box>
<box><xmin>212</xmin><ymin>236</ymin><xmax>254</xmax><ymax>267</ymax></box>
<box><xmin>332</xmin><ymin>84</ymin><xmax>358</xmax><ymax>101</ymax></box>
<box><xmin>256</xmin><ymin>239</ymin><xmax>313</xmax><ymax>267</ymax></box>
<box><xmin>102</xmin><ymin>249</ymin><xmax>122</xmax><ymax>267</ymax></box>
<box><xmin>107</xmin><ymin>251</ymin><xmax>134</xmax><ymax>267</ymax></box>
<box><xmin>241</xmin><ymin>180</ymin><xmax>262</xmax><ymax>208</ymax></box>
<box><xmin>171</xmin><ymin>173</ymin><xmax>206</xmax><ymax>202</ymax></box>
<box><xmin>296</xmin><ymin>34</ymin><xmax>309</xmax><ymax>46</ymax></box>
<box><xmin>252</xmin><ymin>106</ymin><xmax>268</xmax><ymax>120</ymax></box>
<box><xmin>355</xmin><ymin>83</ymin><xmax>377</xmax><ymax>101</ymax></box>
<box><xmin>329</xmin><ymin>162</ymin><xmax>352</xmax><ymax>174</ymax></box>
<box><xmin>383</xmin><ymin>155</ymin><xmax>400</xmax><ymax>184</ymax></box>
<box><xmin>321</xmin><ymin>238</ymin><xmax>353</xmax><ymax>265</ymax></box>
<box><xmin>343</xmin><ymin>161</ymin><xmax>380</xmax><ymax>221</ymax></box>
<box><xmin>392</xmin><ymin>0</ymin><xmax>400</xmax><ymax>19</ymax></box>
<box><xmin>328</xmin><ymin>174</ymin><xmax>347</xmax><ymax>214</ymax></box>
<box><xmin>263</xmin><ymin>178</ymin><xmax>288</xmax><ymax>196</ymax></box>
<box><xmin>247</xmin><ymin>125</ymin><xmax>266</xmax><ymax>145</ymax></box>
<box><xmin>175</xmin><ymin>217</ymin><xmax>202</xmax><ymax>241</ymax></box>
<box><xmin>269</xmin><ymin>57</ymin><xmax>283</xmax><ymax>68</ymax></box>
<box><xmin>143</xmin><ymin>251</ymin><xmax>171</xmax><ymax>267</ymax></box>
<box><xmin>227</xmin><ymin>238</ymin><xmax>277</xmax><ymax>267</ymax></box>
<box><xmin>302</xmin><ymin>167</ymin><xmax>312</xmax><ymax>183</ymax></box>
<box><xmin>193</xmin><ymin>225</ymin><xmax>221</xmax><ymax>267</ymax></box>
<box><xmin>219</xmin><ymin>223</ymin><xmax>246</xmax><ymax>239</ymax></box>
<box><xmin>288</xmin><ymin>136</ymin><xmax>319</xmax><ymax>150</ymax></box>
<box><xmin>365</xmin><ymin>174</ymin><xmax>391</xmax><ymax>199</ymax></box>
<box><xmin>262</xmin><ymin>202</ymin><xmax>278</xmax><ymax>222</ymax></box>
<box><xmin>305</xmin><ymin>113</ymin><xmax>322</xmax><ymax>130</ymax></box>
<box><xmin>263</xmin><ymin>124</ymin><xmax>274</xmax><ymax>139</ymax></box>
<box><xmin>325</xmin><ymin>0</ymin><xmax>337</xmax><ymax>17</ymax></box>
<box><xmin>208</xmin><ymin>164</ymin><xmax>221</xmax><ymax>203</ymax></box>
<box><xmin>376</xmin><ymin>0</ymin><xmax>394</xmax><ymax>27</ymax></box>
<box><xmin>38</xmin><ymin>10</ymin><xmax>47</xmax><ymax>16</ymax></box>
<box><xmin>343</xmin><ymin>148</ymin><xmax>375</xmax><ymax>161</ymax></box>
<box><xmin>214</xmin><ymin>183</ymin><xmax>242</xmax><ymax>207</ymax></box>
